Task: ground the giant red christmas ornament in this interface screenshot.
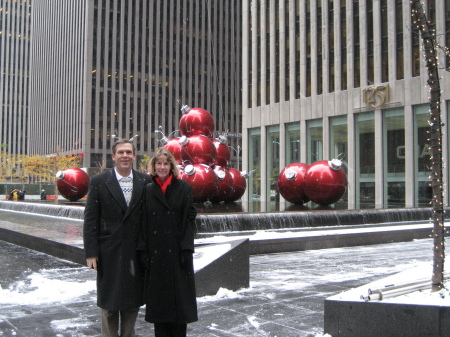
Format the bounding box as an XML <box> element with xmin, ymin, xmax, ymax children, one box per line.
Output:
<box><xmin>213</xmin><ymin>135</ymin><xmax>231</xmax><ymax>168</ymax></box>
<box><xmin>55</xmin><ymin>168</ymin><xmax>90</xmax><ymax>202</ymax></box>
<box><xmin>225</xmin><ymin>168</ymin><xmax>248</xmax><ymax>202</ymax></box>
<box><xmin>278</xmin><ymin>163</ymin><xmax>310</xmax><ymax>204</ymax></box>
<box><xmin>155</xmin><ymin>130</ymin><xmax>182</xmax><ymax>164</ymax></box>
<box><xmin>181</xmin><ymin>164</ymin><xmax>218</xmax><ymax>202</ymax></box>
<box><xmin>162</xmin><ymin>137</ymin><xmax>182</xmax><ymax>164</ymax></box>
<box><xmin>303</xmin><ymin>158</ymin><xmax>347</xmax><ymax>205</ymax></box>
<box><xmin>179</xmin><ymin>134</ymin><xmax>217</xmax><ymax>166</ymax></box>
<box><xmin>176</xmin><ymin>165</ymin><xmax>185</xmax><ymax>180</ymax></box>
<box><xmin>179</xmin><ymin>105</ymin><xmax>215</xmax><ymax>138</ymax></box>
<box><xmin>211</xmin><ymin>166</ymin><xmax>234</xmax><ymax>203</ymax></box>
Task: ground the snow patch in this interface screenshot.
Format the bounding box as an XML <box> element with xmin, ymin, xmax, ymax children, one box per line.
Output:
<box><xmin>0</xmin><ymin>272</ymin><xmax>96</xmax><ymax>305</ymax></box>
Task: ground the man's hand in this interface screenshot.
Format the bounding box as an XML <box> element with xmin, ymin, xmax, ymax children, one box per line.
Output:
<box><xmin>180</xmin><ymin>250</ymin><xmax>193</xmax><ymax>269</ymax></box>
<box><xmin>86</xmin><ymin>257</ymin><xmax>98</xmax><ymax>270</ymax></box>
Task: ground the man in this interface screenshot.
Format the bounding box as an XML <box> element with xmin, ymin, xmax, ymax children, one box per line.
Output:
<box><xmin>83</xmin><ymin>139</ymin><xmax>151</xmax><ymax>337</ymax></box>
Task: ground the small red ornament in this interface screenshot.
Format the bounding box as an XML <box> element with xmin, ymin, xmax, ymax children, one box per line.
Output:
<box><xmin>225</xmin><ymin>168</ymin><xmax>248</xmax><ymax>202</ymax></box>
<box><xmin>56</xmin><ymin>168</ymin><xmax>90</xmax><ymax>202</ymax></box>
<box><xmin>211</xmin><ymin>166</ymin><xmax>234</xmax><ymax>203</ymax></box>
<box><xmin>181</xmin><ymin>164</ymin><xmax>218</xmax><ymax>203</ymax></box>
<box><xmin>278</xmin><ymin>163</ymin><xmax>310</xmax><ymax>204</ymax></box>
<box><xmin>179</xmin><ymin>135</ymin><xmax>217</xmax><ymax>166</ymax></box>
<box><xmin>303</xmin><ymin>158</ymin><xmax>347</xmax><ymax>205</ymax></box>
<box><xmin>179</xmin><ymin>104</ymin><xmax>215</xmax><ymax>138</ymax></box>
<box><xmin>213</xmin><ymin>135</ymin><xmax>231</xmax><ymax>168</ymax></box>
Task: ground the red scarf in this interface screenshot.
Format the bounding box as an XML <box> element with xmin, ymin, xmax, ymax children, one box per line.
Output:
<box><xmin>155</xmin><ymin>174</ymin><xmax>173</xmax><ymax>195</ymax></box>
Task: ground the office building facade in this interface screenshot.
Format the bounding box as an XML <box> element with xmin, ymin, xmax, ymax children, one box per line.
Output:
<box><xmin>0</xmin><ymin>0</ymin><xmax>31</xmax><ymax>155</ymax></box>
<box><xmin>242</xmin><ymin>0</ymin><xmax>450</xmax><ymax>209</ymax></box>
<box><xmin>18</xmin><ymin>0</ymin><xmax>242</xmax><ymax>169</ymax></box>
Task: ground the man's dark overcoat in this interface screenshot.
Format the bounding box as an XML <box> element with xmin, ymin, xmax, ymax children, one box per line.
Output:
<box><xmin>139</xmin><ymin>176</ymin><xmax>198</xmax><ymax>324</ymax></box>
<box><xmin>83</xmin><ymin>169</ymin><xmax>151</xmax><ymax>310</ymax></box>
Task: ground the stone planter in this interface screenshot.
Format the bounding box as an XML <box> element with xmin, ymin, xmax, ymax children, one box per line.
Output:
<box><xmin>324</xmin><ymin>265</ymin><xmax>450</xmax><ymax>337</ymax></box>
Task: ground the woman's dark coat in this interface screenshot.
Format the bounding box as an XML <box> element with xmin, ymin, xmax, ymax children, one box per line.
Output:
<box><xmin>83</xmin><ymin>169</ymin><xmax>151</xmax><ymax>310</ymax></box>
<box><xmin>139</xmin><ymin>176</ymin><xmax>198</xmax><ymax>324</ymax></box>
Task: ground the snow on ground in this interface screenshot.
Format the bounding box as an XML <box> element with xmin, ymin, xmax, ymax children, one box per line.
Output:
<box><xmin>0</xmin><ymin>268</ymin><xmax>96</xmax><ymax>305</ymax></box>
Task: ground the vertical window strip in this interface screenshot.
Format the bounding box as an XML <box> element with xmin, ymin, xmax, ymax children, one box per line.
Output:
<box><xmin>380</xmin><ymin>0</ymin><xmax>388</xmax><ymax>83</ymax></box>
<box><xmin>328</xmin><ymin>0</ymin><xmax>334</xmax><ymax>92</ymax></box>
<box><xmin>317</xmin><ymin>0</ymin><xmax>323</xmax><ymax>94</ymax></box>
<box><xmin>353</xmin><ymin>0</ymin><xmax>360</xmax><ymax>88</ymax></box>
<box><xmin>395</xmin><ymin>0</ymin><xmax>404</xmax><ymax>79</ymax></box>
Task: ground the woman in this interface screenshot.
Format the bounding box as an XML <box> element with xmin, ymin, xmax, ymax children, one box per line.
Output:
<box><xmin>139</xmin><ymin>147</ymin><xmax>198</xmax><ymax>337</ymax></box>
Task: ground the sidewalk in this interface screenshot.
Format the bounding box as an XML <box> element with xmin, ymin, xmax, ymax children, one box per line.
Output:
<box><xmin>0</xmin><ymin>237</ymin><xmax>435</xmax><ymax>337</ymax></box>
<box><xmin>0</xmin><ymin>207</ymin><xmax>438</xmax><ymax>336</ymax></box>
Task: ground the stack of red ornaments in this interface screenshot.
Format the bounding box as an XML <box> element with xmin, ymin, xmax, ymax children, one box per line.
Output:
<box><xmin>160</xmin><ymin>104</ymin><xmax>247</xmax><ymax>203</ymax></box>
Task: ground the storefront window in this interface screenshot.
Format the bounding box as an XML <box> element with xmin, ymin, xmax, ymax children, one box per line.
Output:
<box><xmin>383</xmin><ymin>108</ymin><xmax>405</xmax><ymax>207</ymax></box>
<box><xmin>307</xmin><ymin>119</ymin><xmax>323</xmax><ymax>164</ymax></box>
<box><xmin>285</xmin><ymin>122</ymin><xmax>300</xmax><ymax>165</ymax></box>
<box><xmin>266</xmin><ymin>125</ymin><xmax>280</xmax><ymax>202</ymax></box>
<box><xmin>248</xmin><ymin>128</ymin><xmax>261</xmax><ymax>202</ymax></box>
<box><xmin>355</xmin><ymin>112</ymin><xmax>375</xmax><ymax>208</ymax></box>
<box><xmin>414</xmin><ymin>105</ymin><xmax>432</xmax><ymax>206</ymax></box>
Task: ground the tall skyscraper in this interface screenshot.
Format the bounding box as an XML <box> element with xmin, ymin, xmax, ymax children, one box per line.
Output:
<box><xmin>3</xmin><ymin>0</ymin><xmax>242</xmax><ymax>169</ymax></box>
<box><xmin>0</xmin><ymin>0</ymin><xmax>32</xmax><ymax>155</ymax></box>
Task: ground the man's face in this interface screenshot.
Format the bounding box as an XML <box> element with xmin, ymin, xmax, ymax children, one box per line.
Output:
<box><xmin>112</xmin><ymin>143</ymin><xmax>136</xmax><ymax>173</ymax></box>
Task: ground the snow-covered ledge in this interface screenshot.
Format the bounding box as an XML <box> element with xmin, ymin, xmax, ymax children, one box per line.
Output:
<box><xmin>324</xmin><ymin>263</ymin><xmax>450</xmax><ymax>336</ymax></box>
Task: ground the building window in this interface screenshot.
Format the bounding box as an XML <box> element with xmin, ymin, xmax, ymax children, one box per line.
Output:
<box><xmin>330</xmin><ymin>114</ymin><xmax>348</xmax><ymax>204</ymax></box>
<box><xmin>285</xmin><ymin>122</ymin><xmax>301</xmax><ymax>165</ymax></box>
<box><xmin>414</xmin><ymin>105</ymin><xmax>432</xmax><ymax>206</ymax></box>
<box><xmin>275</xmin><ymin>1</ymin><xmax>280</xmax><ymax>103</ymax></box>
<box><xmin>380</xmin><ymin>0</ymin><xmax>388</xmax><ymax>83</ymax></box>
<box><xmin>285</xmin><ymin>0</ymin><xmax>290</xmax><ymax>101</ymax></box>
<box><xmin>411</xmin><ymin>3</ymin><xmax>421</xmax><ymax>77</ymax></box>
<box><xmin>307</xmin><ymin>119</ymin><xmax>323</xmax><ymax>164</ymax></box>
<box><xmin>330</xmin><ymin>115</ymin><xmax>347</xmax><ymax>162</ymax></box>
<box><xmin>248</xmin><ymin>1</ymin><xmax>253</xmax><ymax>108</ymax></box>
<box><xmin>353</xmin><ymin>0</ymin><xmax>360</xmax><ymax>88</ymax></box>
<box><xmin>317</xmin><ymin>1</ymin><xmax>323</xmax><ymax>95</ymax></box>
<box><xmin>257</xmin><ymin>1</ymin><xmax>261</xmax><ymax>107</ymax></box>
<box><xmin>266</xmin><ymin>2</ymin><xmax>271</xmax><ymax>105</ymax></box>
<box><xmin>366</xmin><ymin>0</ymin><xmax>374</xmax><ymax>85</ymax></box>
<box><xmin>295</xmin><ymin>0</ymin><xmax>300</xmax><ymax>99</ymax></box>
<box><xmin>395</xmin><ymin>0</ymin><xmax>404</xmax><ymax>79</ymax></box>
<box><xmin>355</xmin><ymin>112</ymin><xmax>375</xmax><ymax>208</ymax></box>
<box><xmin>306</xmin><ymin>1</ymin><xmax>311</xmax><ymax>96</ymax></box>
<box><xmin>249</xmin><ymin>128</ymin><xmax>261</xmax><ymax>202</ymax></box>
<box><xmin>340</xmin><ymin>0</ymin><xmax>347</xmax><ymax>90</ymax></box>
<box><xmin>446</xmin><ymin>1</ymin><xmax>450</xmax><ymax>69</ymax></box>
<box><xmin>266</xmin><ymin>125</ymin><xmax>280</xmax><ymax>202</ymax></box>
<box><xmin>328</xmin><ymin>0</ymin><xmax>334</xmax><ymax>92</ymax></box>
<box><xmin>383</xmin><ymin>108</ymin><xmax>405</xmax><ymax>207</ymax></box>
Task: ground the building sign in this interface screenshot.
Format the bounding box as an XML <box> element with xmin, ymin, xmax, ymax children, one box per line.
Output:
<box><xmin>362</xmin><ymin>84</ymin><xmax>390</xmax><ymax>108</ymax></box>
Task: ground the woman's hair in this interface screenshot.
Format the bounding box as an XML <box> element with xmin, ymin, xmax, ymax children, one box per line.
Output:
<box><xmin>148</xmin><ymin>147</ymin><xmax>179</xmax><ymax>177</ymax></box>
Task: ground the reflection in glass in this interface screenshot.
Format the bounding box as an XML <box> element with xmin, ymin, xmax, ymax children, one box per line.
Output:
<box><xmin>285</xmin><ymin>122</ymin><xmax>300</xmax><ymax>165</ymax></box>
<box><xmin>249</xmin><ymin>128</ymin><xmax>261</xmax><ymax>203</ymax></box>
<box><xmin>330</xmin><ymin>116</ymin><xmax>348</xmax><ymax>204</ymax></box>
<box><xmin>384</xmin><ymin>108</ymin><xmax>405</xmax><ymax>207</ymax></box>
<box><xmin>307</xmin><ymin>119</ymin><xmax>323</xmax><ymax>164</ymax></box>
<box><xmin>356</xmin><ymin>112</ymin><xmax>375</xmax><ymax>208</ymax></box>
<box><xmin>414</xmin><ymin>106</ymin><xmax>432</xmax><ymax>206</ymax></box>
<box><xmin>267</xmin><ymin>125</ymin><xmax>280</xmax><ymax>202</ymax></box>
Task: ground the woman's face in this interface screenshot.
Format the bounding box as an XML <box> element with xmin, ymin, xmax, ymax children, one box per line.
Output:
<box><xmin>154</xmin><ymin>155</ymin><xmax>171</xmax><ymax>181</ymax></box>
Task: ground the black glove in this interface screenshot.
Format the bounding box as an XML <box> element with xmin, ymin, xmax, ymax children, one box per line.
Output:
<box><xmin>180</xmin><ymin>250</ymin><xmax>193</xmax><ymax>269</ymax></box>
<box><xmin>138</xmin><ymin>251</ymin><xmax>150</xmax><ymax>270</ymax></box>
